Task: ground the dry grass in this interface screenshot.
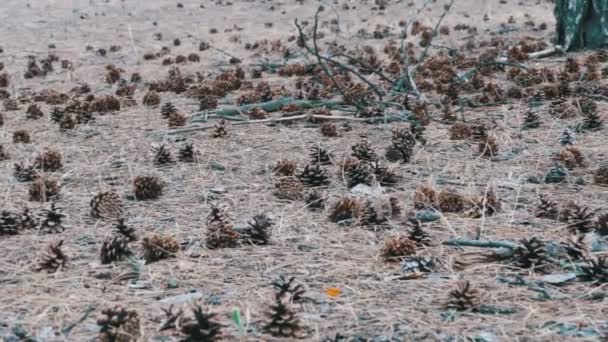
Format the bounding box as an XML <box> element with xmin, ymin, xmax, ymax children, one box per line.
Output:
<box><xmin>0</xmin><ymin>0</ymin><xmax>607</xmax><ymax>341</ymax></box>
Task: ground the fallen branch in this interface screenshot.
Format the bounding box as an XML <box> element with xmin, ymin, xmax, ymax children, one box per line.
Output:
<box><xmin>191</xmin><ymin>97</ymin><xmax>345</xmax><ymax>122</ymax></box>
<box><xmin>443</xmin><ymin>238</ymin><xmax>518</xmax><ymax>250</ymax></box>
<box><xmin>168</xmin><ymin>111</ymin><xmax>413</xmax><ymax>135</ymax></box>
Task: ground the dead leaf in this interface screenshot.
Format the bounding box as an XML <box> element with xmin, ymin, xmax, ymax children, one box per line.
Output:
<box><xmin>325</xmin><ymin>287</ymin><xmax>342</xmax><ymax>298</ymax></box>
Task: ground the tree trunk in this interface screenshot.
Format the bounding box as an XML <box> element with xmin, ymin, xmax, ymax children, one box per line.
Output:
<box><xmin>556</xmin><ymin>0</ymin><xmax>608</xmax><ymax>50</ymax></box>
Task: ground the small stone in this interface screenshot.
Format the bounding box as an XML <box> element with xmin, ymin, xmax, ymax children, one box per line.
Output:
<box><xmin>209</xmin><ymin>187</ymin><xmax>227</xmax><ymax>194</ymax></box>
<box><xmin>209</xmin><ymin>161</ymin><xmax>226</xmax><ymax>171</ymax></box>
<box><xmin>205</xmin><ymin>294</ymin><xmax>222</xmax><ymax>305</ymax></box>
<box><xmin>166</xmin><ymin>276</ymin><xmax>179</xmax><ymax>289</ymax></box>
<box><xmin>413</xmin><ymin>209</ymin><xmax>441</xmax><ymax>222</ymax></box>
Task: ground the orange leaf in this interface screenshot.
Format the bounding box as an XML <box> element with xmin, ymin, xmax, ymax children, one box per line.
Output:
<box><xmin>325</xmin><ymin>287</ymin><xmax>342</xmax><ymax>298</ymax></box>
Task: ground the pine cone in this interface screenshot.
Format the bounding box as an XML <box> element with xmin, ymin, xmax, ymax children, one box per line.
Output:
<box><xmin>272</xmin><ymin>275</ymin><xmax>306</xmax><ymax>302</ymax></box>
<box><xmin>243</xmin><ymin>214</ymin><xmax>272</xmax><ymax>245</ymax></box>
<box><xmin>142</xmin><ymin>91</ymin><xmax>161</xmax><ymax>106</ymax></box>
<box><xmin>351</xmin><ymin>140</ymin><xmax>378</xmax><ymax>162</ymax></box>
<box><xmin>535</xmin><ymin>195</ymin><xmax>559</xmax><ymax>220</ymax></box>
<box><xmin>407</xmin><ymin>219</ymin><xmax>432</xmax><ymax>246</ymax></box>
<box><xmin>199</xmin><ymin>95</ymin><xmax>218</xmax><ymax>111</ymax></box>
<box><xmin>329</xmin><ymin>197</ymin><xmax>360</xmax><ymax>223</ymax></box>
<box><xmin>25</xmin><ymin>104</ymin><xmax>44</xmax><ymax>119</ymax></box>
<box><xmin>90</xmin><ymin>191</ymin><xmax>123</xmax><ymax>219</ymax></box>
<box><xmin>273</xmin><ymin>159</ymin><xmax>297</xmax><ymax>176</ymax></box>
<box><xmin>359</xmin><ymin>196</ymin><xmax>398</xmax><ymax>225</ymax></box>
<box><xmin>513</xmin><ymin>237</ymin><xmax>546</xmax><ymax>269</ymax></box>
<box><xmin>263</xmin><ymin>297</ymin><xmax>301</xmax><ymax>338</ymax></box>
<box><xmin>168</xmin><ymin>112</ymin><xmax>187</xmax><ymax>127</ymax></box>
<box><xmin>34</xmin><ymin>148</ymin><xmax>62</xmax><ymax>171</ymax></box>
<box><xmin>151</xmin><ymin>144</ymin><xmax>174</xmax><ymax>165</ymax></box>
<box><xmin>522</xmin><ymin>110</ymin><xmax>541</xmax><ymax>129</ymax></box>
<box><xmin>141</xmin><ymin>234</ymin><xmax>179</xmax><ymax>261</ymax></box>
<box><xmin>0</xmin><ymin>144</ymin><xmax>8</xmax><ymax>161</ymax></box>
<box><xmin>29</xmin><ymin>177</ymin><xmax>61</xmax><ymax>202</ymax></box>
<box><xmin>100</xmin><ymin>234</ymin><xmax>131</xmax><ymax>264</ymax></box>
<box><xmin>247</xmin><ymin>107</ymin><xmax>267</xmax><ymax>119</ymax></box>
<box><xmin>212</xmin><ymin>119</ymin><xmax>228</xmax><ymax>138</ymax></box>
<box><xmin>561</xmin><ymin>235</ymin><xmax>589</xmax><ymax>261</ymax></box>
<box><xmin>448</xmin><ymin>123</ymin><xmax>473</xmax><ymax>140</ymax></box>
<box><xmin>178</xmin><ymin>142</ymin><xmax>197</xmax><ymax>162</ymax></box>
<box><xmin>578</xmin><ymin>257</ymin><xmax>608</xmax><ymax>284</ymax></box>
<box><xmin>206</xmin><ymin>205</ymin><xmax>232</xmax><ymax>226</ymax></box>
<box><xmin>582</xmin><ymin>107</ymin><xmax>603</xmax><ymax>131</ymax></box>
<box><xmin>469</xmin><ymin>189</ymin><xmax>501</xmax><ymax>218</ymax></box>
<box><xmin>180</xmin><ymin>305</ymin><xmax>222</xmax><ymax>342</ymax></box>
<box><xmin>446</xmin><ymin>280</ymin><xmax>480</xmax><ymax>311</ymax></box>
<box><xmin>205</xmin><ymin>205</ymin><xmax>240</xmax><ymax>249</ymax></box>
<box><xmin>438</xmin><ymin>189</ymin><xmax>467</xmax><ymax>213</ymax></box>
<box><xmin>566</xmin><ymin>204</ymin><xmax>595</xmax><ymax>234</ymax></box>
<box><xmin>593</xmin><ymin>164</ymin><xmax>608</xmax><ymax>186</ymax></box>
<box><xmin>413</xmin><ymin>184</ymin><xmax>439</xmax><ymax>209</ymax></box>
<box><xmin>597</xmin><ymin>213</ymin><xmax>608</xmax><ymax>236</ymax></box>
<box><xmin>13</xmin><ymin>129</ymin><xmax>31</xmax><ymax>143</ymax></box>
<box><xmin>370</xmin><ymin>161</ymin><xmax>398</xmax><ymax>186</ymax></box>
<box><xmin>91</xmin><ymin>95</ymin><xmax>121</xmax><ymax>112</ymax></box>
<box><xmin>4</xmin><ymin>99</ymin><xmax>19</xmax><ymax>111</ymax></box>
<box><xmin>388</xmin><ymin>127</ymin><xmax>417</xmax><ymax>163</ymax></box>
<box><xmin>320</xmin><ymin>122</ymin><xmax>338</xmax><ymax>137</ymax></box>
<box><xmin>133</xmin><ymin>176</ymin><xmax>164</xmax><ymax>200</ymax></box>
<box><xmin>38</xmin><ymin>202</ymin><xmax>66</xmax><ymax>234</ymax></box>
<box><xmin>478</xmin><ymin>136</ymin><xmax>499</xmax><ymax>157</ymax></box>
<box><xmin>298</xmin><ymin>164</ymin><xmax>330</xmax><ymax>187</ymax></box>
<box><xmin>20</xmin><ymin>207</ymin><xmax>38</xmax><ymax>230</ymax></box>
<box><xmin>346</xmin><ymin>161</ymin><xmax>372</xmax><ymax>188</ymax></box>
<box><xmin>13</xmin><ymin>162</ymin><xmax>38</xmax><ymax>182</ymax></box>
<box><xmin>97</xmin><ymin>305</ymin><xmax>141</xmax><ymax>342</ymax></box>
<box><xmin>381</xmin><ymin>235</ymin><xmax>416</xmax><ymax>261</ymax></box>
<box><xmin>305</xmin><ymin>190</ymin><xmax>325</xmax><ymax>210</ymax></box>
<box><xmin>310</xmin><ymin>145</ymin><xmax>332</xmax><ymax>165</ymax></box>
<box><xmin>0</xmin><ymin>210</ymin><xmax>21</xmax><ymax>235</ymax></box>
<box><xmin>558</xmin><ymin>146</ymin><xmax>586</xmax><ymax>169</ymax></box>
<box><xmin>114</xmin><ymin>219</ymin><xmax>137</xmax><ymax>242</ymax></box>
<box><xmin>35</xmin><ymin>240</ymin><xmax>68</xmax><ymax>272</ymax></box>
<box><xmin>59</xmin><ymin>113</ymin><xmax>76</xmax><ymax>129</ymax></box>
<box><xmin>206</xmin><ymin>221</ymin><xmax>240</xmax><ymax>249</ymax></box>
<box><xmin>274</xmin><ymin>177</ymin><xmax>304</xmax><ymax>201</ymax></box>
<box><xmin>76</xmin><ymin>111</ymin><xmax>95</xmax><ymax>124</ymax></box>
<box><xmin>161</xmin><ymin>102</ymin><xmax>178</xmax><ymax>119</ymax></box>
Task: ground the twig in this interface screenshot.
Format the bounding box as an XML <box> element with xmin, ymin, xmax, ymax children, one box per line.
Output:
<box><xmin>528</xmin><ymin>45</ymin><xmax>564</xmax><ymax>59</ymax></box>
<box><xmin>61</xmin><ymin>304</ymin><xmax>96</xmax><ymax>335</ymax></box>
<box><xmin>391</xmin><ymin>0</ymin><xmax>435</xmax><ymax>98</ymax></box>
<box><xmin>443</xmin><ymin>238</ymin><xmax>518</xmax><ymax>250</ymax></box>
<box><xmin>412</xmin><ymin>0</ymin><xmax>456</xmax><ymax>76</ymax></box>
<box><xmin>210</xmin><ymin>45</ymin><xmax>241</xmax><ymax>62</ymax></box>
<box><xmin>295</xmin><ymin>9</ymin><xmax>385</xmax><ymax>102</ymax></box>
<box><xmin>333</xmin><ymin>52</ymin><xmax>395</xmax><ymax>84</ymax></box>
